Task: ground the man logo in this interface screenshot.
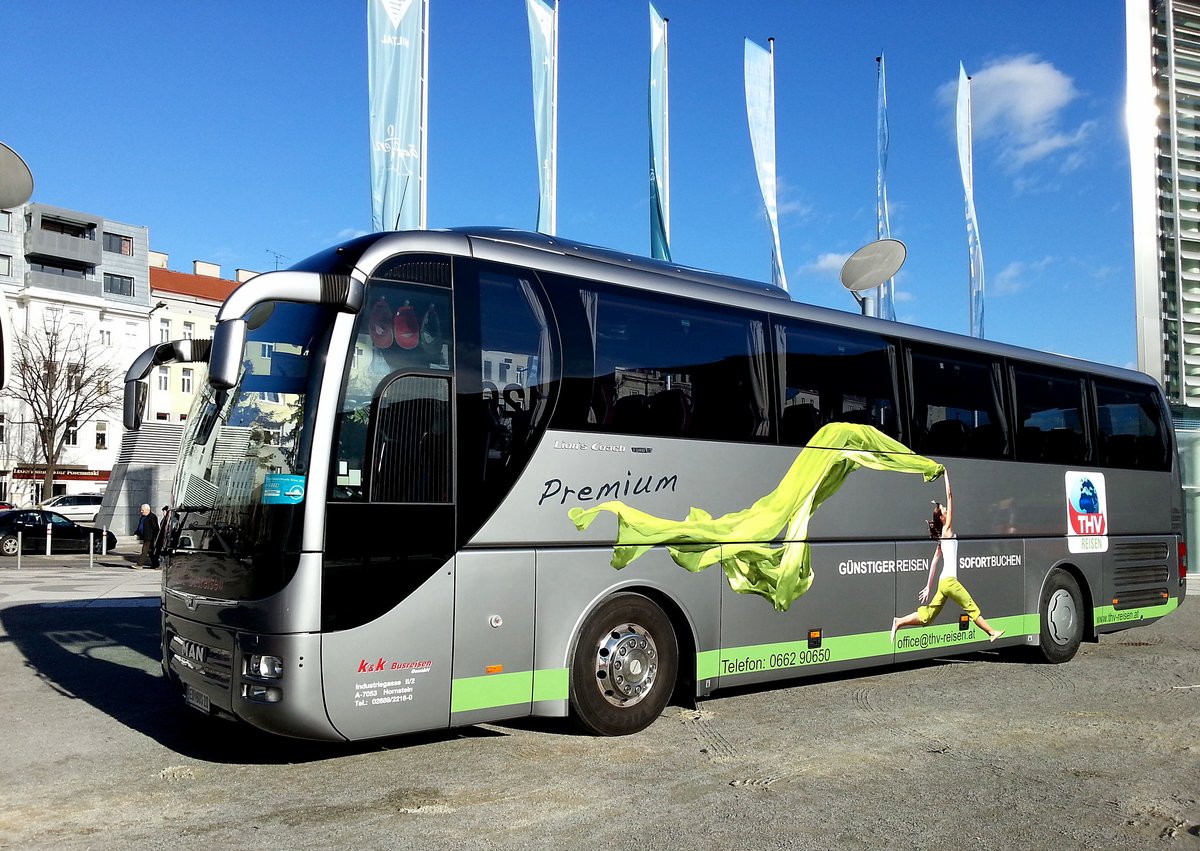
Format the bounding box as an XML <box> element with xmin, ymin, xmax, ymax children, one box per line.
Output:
<box><xmin>379</xmin><ymin>0</ymin><xmax>413</xmax><ymax>29</ymax></box>
<box><xmin>182</xmin><ymin>640</ymin><xmax>208</xmax><ymax>665</ymax></box>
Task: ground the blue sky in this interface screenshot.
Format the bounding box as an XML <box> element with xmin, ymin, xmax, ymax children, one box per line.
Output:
<box><xmin>4</xmin><ymin>2</ymin><xmax>1135</xmax><ymax>367</ymax></box>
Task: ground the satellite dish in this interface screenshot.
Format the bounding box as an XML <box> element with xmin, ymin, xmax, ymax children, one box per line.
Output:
<box><xmin>0</xmin><ymin>142</ymin><xmax>33</xmax><ymax>209</ymax></box>
<box><xmin>840</xmin><ymin>238</ymin><xmax>906</xmax><ymax>293</ymax></box>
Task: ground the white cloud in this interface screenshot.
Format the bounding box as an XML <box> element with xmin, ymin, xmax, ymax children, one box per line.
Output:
<box><xmin>801</xmin><ymin>252</ymin><xmax>852</xmax><ymax>278</ymax></box>
<box><xmin>894</xmin><ymin>289</ymin><xmax>916</xmax><ymax>303</ymax></box>
<box><xmin>992</xmin><ymin>256</ymin><xmax>1054</xmax><ymax>296</ymax></box>
<box><xmin>939</xmin><ymin>55</ymin><xmax>1092</xmax><ymax>171</ymax></box>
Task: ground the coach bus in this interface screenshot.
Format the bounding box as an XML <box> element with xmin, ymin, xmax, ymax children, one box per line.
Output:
<box><xmin>146</xmin><ymin>228</ymin><xmax>1185</xmax><ymax>741</ymax></box>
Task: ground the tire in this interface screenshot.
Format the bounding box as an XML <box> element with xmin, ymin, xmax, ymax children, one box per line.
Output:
<box><xmin>1035</xmin><ymin>568</ymin><xmax>1084</xmax><ymax>664</ymax></box>
<box><xmin>569</xmin><ymin>593</ymin><xmax>679</xmax><ymax>736</ymax></box>
<box><xmin>0</xmin><ymin>535</ymin><xmax>17</xmax><ymax>557</ymax></box>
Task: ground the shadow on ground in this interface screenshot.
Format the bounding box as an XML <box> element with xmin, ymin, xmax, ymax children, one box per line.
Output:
<box><xmin>0</xmin><ymin>601</ymin><xmax>481</xmax><ymax>765</ymax></box>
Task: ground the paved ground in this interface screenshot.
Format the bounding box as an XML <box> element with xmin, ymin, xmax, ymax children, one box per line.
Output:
<box><xmin>0</xmin><ymin>564</ymin><xmax>1196</xmax><ymax>850</ymax></box>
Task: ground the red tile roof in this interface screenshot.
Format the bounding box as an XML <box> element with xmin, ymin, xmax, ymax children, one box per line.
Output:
<box><xmin>150</xmin><ymin>266</ymin><xmax>240</xmax><ymax>302</ymax></box>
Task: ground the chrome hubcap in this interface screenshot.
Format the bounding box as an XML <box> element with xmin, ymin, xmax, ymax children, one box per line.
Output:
<box><xmin>1046</xmin><ymin>588</ymin><xmax>1077</xmax><ymax>646</ymax></box>
<box><xmin>594</xmin><ymin>622</ymin><xmax>658</xmax><ymax>707</ymax></box>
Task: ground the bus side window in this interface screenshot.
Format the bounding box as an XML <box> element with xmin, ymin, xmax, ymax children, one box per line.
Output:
<box><xmin>778</xmin><ymin>322</ymin><xmax>898</xmax><ymax>444</ymax></box>
<box><xmin>1094</xmin><ymin>379</ymin><xmax>1170</xmax><ymax>471</ymax></box>
<box><xmin>1011</xmin><ymin>364</ymin><xmax>1088</xmax><ymax>464</ymax></box>
<box><xmin>478</xmin><ymin>271</ymin><xmax>556</xmax><ymax>482</ymax></box>
<box><xmin>908</xmin><ymin>348</ymin><xmax>1009</xmax><ymax>459</ymax></box>
<box><xmin>553</xmin><ymin>286</ymin><xmax>770</xmax><ymax>442</ymax></box>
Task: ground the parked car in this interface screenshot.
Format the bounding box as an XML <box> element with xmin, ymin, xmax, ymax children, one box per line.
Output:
<box><xmin>39</xmin><ymin>493</ymin><xmax>104</xmax><ymax>524</ymax></box>
<box><xmin>0</xmin><ymin>502</ymin><xmax>12</xmax><ymax>510</ymax></box>
<box><xmin>0</xmin><ymin>510</ymin><xmax>118</xmax><ymax>555</ymax></box>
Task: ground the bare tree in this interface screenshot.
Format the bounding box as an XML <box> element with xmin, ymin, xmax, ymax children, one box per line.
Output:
<box><xmin>4</xmin><ymin>311</ymin><xmax>122</xmax><ymax>501</ymax></box>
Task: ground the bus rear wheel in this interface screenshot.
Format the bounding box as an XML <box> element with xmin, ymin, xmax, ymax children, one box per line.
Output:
<box><xmin>1035</xmin><ymin>568</ymin><xmax>1084</xmax><ymax>664</ymax></box>
<box><xmin>570</xmin><ymin>593</ymin><xmax>678</xmax><ymax>736</ymax></box>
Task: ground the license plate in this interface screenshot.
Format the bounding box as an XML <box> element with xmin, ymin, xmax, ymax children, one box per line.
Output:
<box><xmin>184</xmin><ymin>684</ymin><xmax>211</xmax><ymax>714</ymax></box>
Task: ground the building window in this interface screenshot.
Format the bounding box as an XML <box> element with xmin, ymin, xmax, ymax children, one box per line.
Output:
<box><xmin>0</xmin><ymin>255</ymin><xmax>10</xmax><ymax>277</ymax></box>
<box><xmin>260</xmin><ymin>342</ymin><xmax>274</xmax><ymax>359</ymax></box>
<box><xmin>181</xmin><ymin>368</ymin><xmax>193</xmax><ymax>394</ymax></box>
<box><xmin>0</xmin><ymin>211</ymin><xmax>10</xmax><ymax>232</ymax></box>
<box><xmin>157</xmin><ymin>366</ymin><xmax>169</xmax><ymax>391</ymax></box>
<box><xmin>41</xmin><ymin>217</ymin><xmax>94</xmax><ymax>240</ymax></box>
<box><xmin>65</xmin><ymin>420</ymin><xmax>78</xmax><ymax>447</ymax></box>
<box><xmin>159</xmin><ymin>317</ymin><xmax>170</xmax><ymax>343</ymax></box>
<box><xmin>103</xmin><ymin>273</ymin><xmax>134</xmax><ymax>296</ymax></box>
<box><xmin>156</xmin><ymin>412</ymin><xmax>169</xmax><ymax>421</ymax></box>
<box><xmin>125</xmin><ymin>322</ymin><xmax>138</xmax><ymax>347</ymax></box>
<box><xmin>99</xmin><ymin>327</ymin><xmax>112</xmax><ymax>347</ymax></box>
<box><xmin>0</xmin><ymin>413</ymin><xmax>6</xmax><ymax>443</ymax></box>
<box><xmin>102</xmin><ymin>232</ymin><xmax>134</xmax><ymax>255</ymax></box>
<box><xmin>183</xmin><ymin>321</ymin><xmax>194</xmax><ymax>340</ymax></box>
<box><xmin>31</xmin><ymin>260</ymin><xmax>89</xmax><ymax>280</ymax></box>
<box><xmin>95</xmin><ymin>421</ymin><xmax>107</xmax><ymax>450</ymax></box>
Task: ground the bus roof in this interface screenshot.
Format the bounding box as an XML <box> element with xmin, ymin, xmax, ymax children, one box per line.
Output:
<box><xmin>305</xmin><ymin>227</ymin><xmax>1158</xmax><ymax>391</ymax></box>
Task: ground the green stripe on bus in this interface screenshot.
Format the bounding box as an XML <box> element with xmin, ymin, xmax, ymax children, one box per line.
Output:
<box><xmin>533</xmin><ymin>667</ymin><xmax>568</xmax><ymax>702</ymax></box>
<box><xmin>450</xmin><ymin>671</ymin><xmax>534</xmax><ymax>714</ymax></box>
<box><xmin>1093</xmin><ymin>596</ymin><xmax>1178</xmax><ymax>628</ymax></box>
<box><xmin>696</xmin><ymin>649</ymin><xmax>720</xmax><ymax>681</ymax></box>
<box><xmin>715</xmin><ymin>614</ymin><xmax>1034</xmax><ymax>675</ymax></box>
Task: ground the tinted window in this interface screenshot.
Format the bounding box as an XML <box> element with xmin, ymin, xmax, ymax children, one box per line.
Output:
<box><xmin>909</xmin><ymin>348</ymin><xmax>1008</xmax><ymax>458</ymax></box>
<box><xmin>1094</xmin><ymin>378</ymin><xmax>1171</xmax><ymax>471</ymax></box>
<box><xmin>548</xmin><ymin>283</ymin><xmax>770</xmax><ymax>442</ymax></box>
<box><xmin>454</xmin><ymin>262</ymin><xmax>560</xmax><ymax>545</ymax></box>
<box><xmin>330</xmin><ymin>278</ymin><xmax>453</xmax><ymax>503</ymax></box>
<box><xmin>778</xmin><ymin>322</ymin><xmax>898</xmax><ymax>444</ymax></box>
<box><xmin>1011</xmin><ymin>364</ymin><xmax>1088</xmax><ymax>464</ymax></box>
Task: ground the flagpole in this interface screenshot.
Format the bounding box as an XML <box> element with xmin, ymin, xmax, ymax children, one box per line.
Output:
<box><xmin>662</xmin><ymin>15</ymin><xmax>670</xmax><ymax>247</ymax></box>
<box><xmin>550</xmin><ymin>0</ymin><xmax>559</xmax><ymax>236</ymax></box>
<box><xmin>419</xmin><ymin>0</ymin><xmax>429</xmax><ymax>230</ymax></box>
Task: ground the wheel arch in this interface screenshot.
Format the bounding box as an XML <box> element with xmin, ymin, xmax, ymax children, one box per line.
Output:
<box><xmin>566</xmin><ymin>580</ymin><xmax>700</xmax><ymax>709</ymax></box>
<box><xmin>1039</xmin><ymin>559</ymin><xmax>1096</xmax><ymax>642</ymax></box>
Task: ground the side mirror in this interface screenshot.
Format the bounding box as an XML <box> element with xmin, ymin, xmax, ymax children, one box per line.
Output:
<box><xmin>123</xmin><ymin>379</ymin><xmax>148</xmax><ymax>431</ymax></box>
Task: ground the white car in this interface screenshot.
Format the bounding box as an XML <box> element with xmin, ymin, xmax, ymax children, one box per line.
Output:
<box><xmin>40</xmin><ymin>493</ymin><xmax>104</xmax><ymax>523</ymax></box>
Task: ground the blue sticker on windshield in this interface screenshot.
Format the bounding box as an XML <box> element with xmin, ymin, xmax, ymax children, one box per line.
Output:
<box><xmin>262</xmin><ymin>474</ymin><xmax>306</xmax><ymax>505</ymax></box>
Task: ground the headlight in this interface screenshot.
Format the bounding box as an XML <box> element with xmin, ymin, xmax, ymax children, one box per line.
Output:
<box><xmin>247</xmin><ymin>654</ymin><xmax>283</xmax><ymax>678</ymax></box>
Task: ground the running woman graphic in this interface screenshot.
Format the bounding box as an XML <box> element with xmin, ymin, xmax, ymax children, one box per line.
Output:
<box><xmin>890</xmin><ymin>470</ymin><xmax>1005</xmax><ymax>643</ymax></box>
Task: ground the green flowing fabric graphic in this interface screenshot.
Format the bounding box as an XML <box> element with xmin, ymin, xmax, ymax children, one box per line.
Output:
<box><xmin>568</xmin><ymin>422</ymin><xmax>944</xmax><ymax>611</ymax></box>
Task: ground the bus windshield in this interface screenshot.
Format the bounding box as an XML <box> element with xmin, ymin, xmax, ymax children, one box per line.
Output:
<box><xmin>165</xmin><ymin>300</ymin><xmax>336</xmax><ymax>601</ymax></box>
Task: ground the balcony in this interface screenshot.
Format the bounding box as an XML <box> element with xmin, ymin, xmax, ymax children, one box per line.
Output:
<box><xmin>23</xmin><ymin>269</ymin><xmax>102</xmax><ymax>298</ymax></box>
<box><xmin>24</xmin><ymin>228</ymin><xmax>102</xmax><ymax>267</ymax></box>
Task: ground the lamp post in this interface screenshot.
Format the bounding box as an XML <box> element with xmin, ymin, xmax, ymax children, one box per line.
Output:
<box><xmin>145</xmin><ymin>301</ymin><xmax>167</xmax><ymax>419</ymax></box>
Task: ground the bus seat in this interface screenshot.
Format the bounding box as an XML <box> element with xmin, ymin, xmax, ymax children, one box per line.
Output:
<box><xmin>1042</xmin><ymin>428</ymin><xmax>1083</xmax><ymax>464</ymax></box>
<box><xmin>647</xmin><ymin>388</ymin><xmax>691</xmax><ymax>437</ymax></box>
<box><xmin>781</xmin><ymin>403</ymin><xmax>820</xmax><ymax>445</ymax></box>
<box><xmin>1102</xmin><ymin>433</ymin><xmax>1137</xmax><ymax>467</ymax></box>
<box><xmin>611</xmin><ymin>394</ymin><xmax>649</xmax><ymax>434</ymax></box>
<box><xmin>924</xmin><ymin>419</ymin><xmax>968</xmax><ymax>455</ymax></box>
<box><xmin>1016</xmin><ymin>426</ymin><xmax>1046</xmax><ymax>462</ymax></box>
<box><xmin>966</xmin><ymin>423</ymin><xmax>1006</xmax><ymax>458</ymax></box>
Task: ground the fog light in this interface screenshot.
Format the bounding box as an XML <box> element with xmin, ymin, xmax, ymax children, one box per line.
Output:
<box><xmin>242</xmin><ymin>683</ymin><xmax>283</xmax><ymax>703</ymax></box>
<box><xmin>248</xmin><ymin>654</ymin><xmax>284</xmax><ymax>678</ymax></box>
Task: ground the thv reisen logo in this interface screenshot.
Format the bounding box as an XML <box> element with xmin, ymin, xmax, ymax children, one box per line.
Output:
<box><xmin>1065</xmin><ymin>471</ymin><xmax>1109</xmax><ymax>554</ymax></box>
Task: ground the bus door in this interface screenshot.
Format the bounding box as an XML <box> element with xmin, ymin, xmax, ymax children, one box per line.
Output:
<box><xmin>322</xmin><ymin>271</ymin><xmax>459</xmax><ymax>740</ymax></box>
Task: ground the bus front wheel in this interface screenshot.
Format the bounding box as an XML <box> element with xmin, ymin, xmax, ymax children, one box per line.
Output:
<box><xmin>1035</xmin><ymin>568</ymin><xmax>1084</xmax><ymax>664</ymax></box>
<box><xmin>570</xmin><ymin>593</ymin><xmax>679</xmax><ymax>736</ymax></box>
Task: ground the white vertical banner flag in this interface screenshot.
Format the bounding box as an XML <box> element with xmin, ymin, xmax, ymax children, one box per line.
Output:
<box><xmin>745</xmin><ymin>38</ymin><xmax>787</xmax><ymax>291</ymax></box>
<box><xmin>649</xmin><ymin>3</ymin><xmax>671</xmax><ymax>261</ymax></box>
<box><xmin>956</xmin><ymin>63</ymin><xmax>985</xmax><ymax>339</ymax></box>
<box><xmin>527</xmin><ymin>0</ymin><xmax>558</xmax><ymax>235</ymax></box>
<box><xmin>368</xmin><ymin>0</ymin><xmax>429</xmax><ymax>232</ymax></box>
<box><xmin>876</xmin><ymin>52</ymin><xmax>896</xmax><ymax>321</ymax></box>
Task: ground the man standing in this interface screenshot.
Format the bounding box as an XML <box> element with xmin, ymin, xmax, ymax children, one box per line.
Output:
<box><xmin>134</xmin><ymin>503</ymin><xmax>160</xmax><ymax>569</ymax></box>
